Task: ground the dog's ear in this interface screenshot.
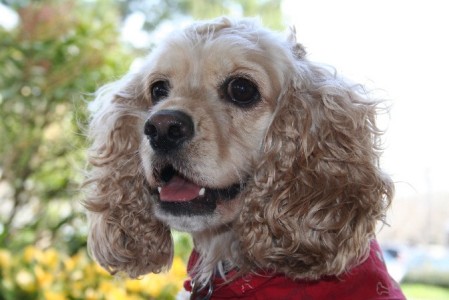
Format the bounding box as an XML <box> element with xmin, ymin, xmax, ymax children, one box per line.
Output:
<box><xmin>237</xmin><ymin>59</ymin><xmax>393</xmax><ymax>279</ymax></box>
<box><xmin>83</xmin><ymin>80</ymin><xmax>173</xmax><ymax>278</ymax></box>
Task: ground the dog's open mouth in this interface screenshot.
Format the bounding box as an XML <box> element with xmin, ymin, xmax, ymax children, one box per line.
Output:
<box><xmin>152</xmin><ymin>165</ymin><xmax>243</xmax><ymax>216</ymax></box>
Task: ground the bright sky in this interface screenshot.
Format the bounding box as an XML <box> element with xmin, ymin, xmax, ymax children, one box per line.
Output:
<box><xmin>283</xmin><ymin>0</ymin><xmax>449</xmax><ymax>197</ymax></box>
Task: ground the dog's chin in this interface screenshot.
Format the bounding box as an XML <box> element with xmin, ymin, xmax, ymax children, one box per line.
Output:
<box><xmin>149</xmin><ymin>164</ymin><xmax>245</xmax><ymax>232</ymax></box>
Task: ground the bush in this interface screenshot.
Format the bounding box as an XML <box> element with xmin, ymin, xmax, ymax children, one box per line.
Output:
<box><xmin>0</xmin><ymin>246</ymin><xmax>187</xmax><ymax>300</ymax></box>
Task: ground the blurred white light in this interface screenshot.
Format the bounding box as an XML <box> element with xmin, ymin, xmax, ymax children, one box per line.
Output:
<box><xmin>0</xmin><ymin>3</ymin><xmax>19</xmax><ymax>30</ymax></box>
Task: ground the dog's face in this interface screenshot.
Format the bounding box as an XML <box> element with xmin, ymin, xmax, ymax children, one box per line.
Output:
<box><xmin>139</xmin><ymin>29</ymin><xmax>286</xmax><ymax>232</ymax></box>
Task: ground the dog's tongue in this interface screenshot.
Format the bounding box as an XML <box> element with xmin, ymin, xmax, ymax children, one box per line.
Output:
<box><xmin>159</xmin><ymin>175</ymin><xmax>202</xmax><ymax>202</ymax></box>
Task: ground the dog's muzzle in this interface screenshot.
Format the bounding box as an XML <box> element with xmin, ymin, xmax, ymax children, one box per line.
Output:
<box><xmin>144</xmin><ymin>109</ymin><xmax>245</xmax><ymax>216</ymax></box>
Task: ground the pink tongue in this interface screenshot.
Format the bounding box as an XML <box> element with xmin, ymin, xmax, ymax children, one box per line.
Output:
<box><xmin>160</xmin><ymin>175</ymin><xmax>202</xmax><ymax>202</ymax></box>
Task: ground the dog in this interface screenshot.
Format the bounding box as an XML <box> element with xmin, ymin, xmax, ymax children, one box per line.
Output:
<box><xmin>84</xmin><ymin>17</ymin><xmax>405</xmax><ymax>299</ymax></box>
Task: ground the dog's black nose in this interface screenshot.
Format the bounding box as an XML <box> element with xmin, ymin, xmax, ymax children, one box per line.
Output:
<box><xmin>144</xmin><ymin>110</ymin><xmax>194</xmax><ymax>153</ymax></box>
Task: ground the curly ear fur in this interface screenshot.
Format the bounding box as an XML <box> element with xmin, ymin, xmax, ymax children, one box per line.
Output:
<box><xmin>236</xmin><ymin>56</ymin><xmax>393</xmax><ymax>279</ymax></box>
<box><xmin>83</xmin><ymin>80</ymin><xmax>173</xmax><ymax>278</ymax></box>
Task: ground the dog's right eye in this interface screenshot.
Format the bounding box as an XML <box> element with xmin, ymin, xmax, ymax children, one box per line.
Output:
<box><xmin>151</xmin><ymin>80</ymin><xmax>170</xmax><ymax>103</ymax></box>
<box><xmin>224</xmin><ymin>77</ymin><xmax>260</xmax><ymax>107</ymax></box>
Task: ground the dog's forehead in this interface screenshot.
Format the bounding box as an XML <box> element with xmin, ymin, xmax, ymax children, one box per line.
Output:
<box><xmin>146</xmin><ymin>27</ymin><xmax>290</xmax><ymax>98</ymax></box>
<box><xmin>154</xmin><ymin>34</ymin><xmax>261</xmax><ymax>74</ymax></box>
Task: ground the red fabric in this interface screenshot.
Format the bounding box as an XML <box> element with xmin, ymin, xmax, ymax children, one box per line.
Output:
<box><xmin>184</xmin><ymin>240</ymin><xmax>405</xmax><ymax>299</ymax></box>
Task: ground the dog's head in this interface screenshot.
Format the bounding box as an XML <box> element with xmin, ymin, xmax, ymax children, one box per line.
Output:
<box><xmin>139</xmin><ymin>18</ymin><xmax>294</xmax><ymax>233</ymax></box>
<box><xmin>84</xmin><ymin>17</ymin><xmax>393</xmax><ymax>281</ymax></box>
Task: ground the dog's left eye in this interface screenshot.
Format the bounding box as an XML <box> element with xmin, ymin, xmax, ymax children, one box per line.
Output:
<box><xmin>225</xmin><ymin>77</ymin><xmax>260</xmax><ymax>107</ymax></box>
<box><xmin>151</xmin><ymin>80</ymin><xmax>170</xmax><ymax>103</ymax></box>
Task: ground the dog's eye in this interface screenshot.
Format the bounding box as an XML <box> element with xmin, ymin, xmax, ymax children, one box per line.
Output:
<box><xmin>151</xmin><ymin>80</ymin><xmax>170</xmax><ymax>103</ymax></box>
<box><xmin>225</xmin><ymin>77</ymin><xmax>260</xmax><ymax>106</ymax></box>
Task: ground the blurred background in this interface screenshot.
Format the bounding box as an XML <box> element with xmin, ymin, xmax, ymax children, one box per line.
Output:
<box><xmin>0</xmin><ymin>0</ymin><xmax>447</xmax><ymax>299</ymax></box>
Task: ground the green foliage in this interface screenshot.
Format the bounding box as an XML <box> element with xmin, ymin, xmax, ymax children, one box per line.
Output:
<box><xmin>0</xmin><ymin>0</ymin><xmax>133</xmax><ymax>252</ymax></box>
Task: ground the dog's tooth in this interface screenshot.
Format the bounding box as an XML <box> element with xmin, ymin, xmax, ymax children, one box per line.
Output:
<box><xmin>199</xmin><ymin>187</ymin><xmax>205</xmax><ymax>196</ymax></box>
<box><xmin>158</xmin><ymin>187</ymin><xmax>162</xmax><ymax>193</ymax></box>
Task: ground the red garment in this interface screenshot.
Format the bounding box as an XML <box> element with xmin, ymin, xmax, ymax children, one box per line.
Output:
<box><xmin>184</xmin><ymin>240</ymin><xmax>405</xmax><ymax>299</ymax></box>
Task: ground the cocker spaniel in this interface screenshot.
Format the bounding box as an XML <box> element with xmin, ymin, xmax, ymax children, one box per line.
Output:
<box><xmin>84</xmin><ymin>17</ymin><xmax>405</xmax><ymax>299</ymax></box>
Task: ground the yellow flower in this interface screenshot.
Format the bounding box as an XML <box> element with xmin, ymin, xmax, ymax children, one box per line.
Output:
<box><xmin>41</xmin><ymin>248</ymin><xmax>60</xmax><ymax>270</ymax></box>
<box><xmin>144</xmin><ymin>274</ymin><xmax>165</xmax><ymax>297</ymax></box>
<box><xmin>83</xmin><ymin>264</ymin><xmax>96</xmax><ymax>282</ymax></box>
<box><xmin>64</xmin><ymin>255</ymin><xmax>76</xmax><ymax>272</ymax></box>
<box><xmin>93</xmin><ymin>261</ymin><xmax>110</xmax><ymax>276</ymax></box>
<box><xmin>170</xmin><ymin>256</ymin><xmax>187</xmax><ymax>278</ymax></box>
<box><xmin>125</xmin><ymin>295</ymin><xmax>143</xmax><ymax>300</ymax></box>
<box><xmin>44</xmin><ymin>290</ymin><xmax>66</xmax><ymax>300</ymax></box>
<box><xmin>65</xmin><ymin>251</ymin><xmax>88</xmax><ymax>275</ymax></box>
<box><xmin>0</xmin><ymin>249</ymin><xmax>12</xmax><ymax>270</ymax></box>
<box><xmin>69</xmin><ymin>281</ymin><xmax>86</xmax><ymax>299</ymax></box>
<box><xmin>85</xmin><ymin>288</ymin><xmax>97</xmax><ymax>300</ymax></box>
<box><xmin>23</xmin><ymin>245</ymin><xmax>40</xmax><ymax>264</ymax></box>
<box><xmin>34</xmin><ymin>265</ymin><xmax>54</xmax><ymax>288</ymax></box>
<box><xmin>125</xmin><ymin>278</ymin><xmax>142</xmax><ymax>293</ymax></box>
<box><xmin>15</xmin><ymin>269</ymin><xmax>36</xmax><ymax>292</ymax></box>
<box><xmin>109</xmin><ymin>286</ymin><xmax>129</xmax><ymax>300</ymax></box>
<box><xmin>99</xmin><ymin>280</ymin><xmax>115</xmax><ymax>295</ymax></box>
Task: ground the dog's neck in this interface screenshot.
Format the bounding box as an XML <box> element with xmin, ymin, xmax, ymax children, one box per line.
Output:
<box><xmin>189</xmin><ymin>226</ymin><xmax>240</xmax><ymax>287</ymax></box>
